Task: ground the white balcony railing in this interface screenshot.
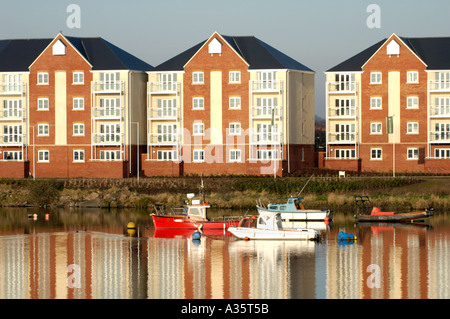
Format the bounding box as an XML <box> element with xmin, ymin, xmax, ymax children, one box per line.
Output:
<box><xmin>250</xmin><ymin>133</ymin><xmax>281</xmax><ymax>144</ymax></box>
<box><xmin>148</xmin><ymin>82</ymin><xmax>180</xmax><ymax>94</ymax></box>
<box><xmin>148</xmin><ymin>107</ymin><xmax>179</xmax><ymax>120</ymax></box>
<box><xmin>328</xmin><ymin>132</ymin><xmax>357</xmax><ymax>143</ymax></box>
<box><xmin>0</xmin><ymin>134</ymin><xmax>25</xmax><ymax>145</ymax></box>
<box><xmin>250</xmin><ymin>80</ymin><xmax>283</xmax><ymax>92</ymax></box>
<box><xmin>0</xmin><ymin>109</ymin><xmax>24</xmax><ymax>120</ymax></box>
<box><xmin>429</xmin><ymin>105</ymin><xmax>450</xmax><ymax>117</ymax></box>
<box><xmin>328</xmin><ymin>81</ymin><xmax>358</xmax><ymax>93</ymax></box>
<box><xmin>430</xmin><ymin>131</ymin><xmax>450</xmax><ymax>143</ymax></box>
<box><xmin>429</xmin><ymin>81</ymin><xmax>450</xmax><ymax>91</ymax></box>
<box><xmin>92</xmin><ymin>133</ymin><xmax>123</xmax><ymax>145</ymax></box>
<box><xmin>0</xmin><ymin>83</ymin><xmax>26</xmax><ymax>95</ymax></box>
<box><xmin>328</xmin><ymin>107</ymin><xmax>356</xmax><ymax>118</ymax></box>
<box><xmin>91</xmin><ymin>81</ymin><xmax>124</xmax><ymax>93</ymax></box>
<box><xmin>92</xmin><ymin>107</ymin><xmax>124</xmax><ymax>119</ymax></box>
<box><xmin>251</xmin><ymin>105</ymin><xmax>281</xmax><ymax>119</ymax></box>
<box><xmin>148</xmin><ymin>133</ymin><xmax>180</xmax><ymax>145</ymax></box>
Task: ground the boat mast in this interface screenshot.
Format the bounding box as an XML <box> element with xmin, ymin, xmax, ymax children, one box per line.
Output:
<box><xmin>296</xmin><ymin>174</ymin><xmax>314</xmax><ymax>197</ymax></box>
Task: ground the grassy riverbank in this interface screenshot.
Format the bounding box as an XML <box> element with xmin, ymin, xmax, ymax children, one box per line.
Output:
<box><xmin>0</xmin><ymin>175</ymin><xmax>449</xmax><ymax>214</ymax></box>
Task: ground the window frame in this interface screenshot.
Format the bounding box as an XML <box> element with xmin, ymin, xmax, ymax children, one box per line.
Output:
<box><xmin>192</xmin><ymin>97</ymin><xmax>204</xmax><ymax>110</ymax></box>
<box><xmin>370</xmin><ymin>122</ymin><xmax>382</xmax><ymax>135</ymax></box>
<box><xmin>407</xmin><ymin>71</ymin><xmax>419</xmax><ymax>84</ymax></box>
<box><xmin>37</xmin><ymin>98</ymin><xmax>49</xmax><ymax>111</ymax></box>
<box><xmin>73</xmin><ymin>123</ymin><xmax>85</xmax><ymax>136</ymax></box>
<box><xmin>193</xmin><ymin>149</ymin><xmax>205</xmax><ymax>162</ymax></box>
<box><xmin>229</xmin><ymin>149</ymin><xmax>242</xmax><ymax>162</ymax></box>
<box><xmin>407</xmin><ymin>148</ymin><xmax>419</xmax><ymax>160</ymax></box>
<box><xmin>73</xmin><ymin>72</ymin><xmax>84</xmax><ymax>84</ymax></box>
<box><xmin>37</xmin><ymin>72</ymin><xmax>49</xmax><ymax>85</ymax></box>
<box><xmin>370</xmin><ymin>148</ymin><xmax>382</xmax><ymax>160</ymax></box>
<box><xmin>370</xmin><ymin>97</ymin><xmax>382</xmax><ymax>109</ymax></box>
<box><xmin>229</xmin><ymin>71</ymin><xmax>241</xmax><ymax>83</ymax></box>
<box><xmin>73</xmin><ymin>150</ymin><xmax>85</xmax><ymax>162</ymax></box>
<box><xmin>407</xmin><ymin>122</ymin><xmax>419</xmax><ymax>134</ymax></box>
<box><xmin>192</xmin><ymin>72</ymin><xmax>204</xmax><ymax>84</ymax></box>
<box><xmin>37</xmin><ymin>123</ymin><xmax>49</xmax><ymax>136</ymax></box>
<box><xmin>38</xmin><ymin>150</ymin><xmax>50</xmax><ymax>162</ymax></box>
<box><xmin>407</xmin><ymin>96</ymin><xmax>419</xmax><ymax>109</ymax></box>
<box><xmin>370</xmin><ymin>72</ymin><xmax>382</xmax><ymax>84</ymax></box>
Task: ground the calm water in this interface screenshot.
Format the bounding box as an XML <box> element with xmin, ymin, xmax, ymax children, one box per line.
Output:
<box><xmin>0</xmin><ymin>207</ymin><xmax>449</xmax><ymax>299</ymax></box>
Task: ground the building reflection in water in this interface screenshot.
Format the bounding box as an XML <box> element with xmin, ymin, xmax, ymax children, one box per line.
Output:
<box><xmin>0</xmin><ymin>221</ymin><xmax>449</xmax><ymax>299</ymax></box>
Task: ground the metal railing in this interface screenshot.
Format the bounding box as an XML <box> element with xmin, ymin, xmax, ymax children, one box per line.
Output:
<box><xmin>429</xmin><ymin>81</ymin><xmax>450</xmax><ymax>91</ymax></box>
<box><xmin>328</xmin><ymin>81</ymin><xmax>358</xmax><ymax>93</ymax></box>
<box><xmin>92</xmin><ymin>133</ymin><xmax>123</xmax><ymax>145</ymax></box>
<box><xmin>0</xmin><ymin>84</ymin><xmax>25</xmax><ymax>94</ymax></box>
<box><xmin>250</xmin><ymin>80</ymin><xmax>283</xmax><ymax>92</ymax></box>
<box><xmin>148</xmin><ymin>82</ymin><xmax>180</xmax><ymax>94</ymax></box>
<box><xmin>92</xmin><ymin>107</ymin><xmax>124</xmax><ymax>118</ymax></box>
<box><xmin>328</xmin><ymin>132</ymin><xmax>357</xmax><ymax>143</ymax></box>
<box><xmin>91</xmin><ymin>81</ymin><xmax>124</xmax><ymax>92</ymax></box>
<box><xmin>430</xmin><ymin>131</ymin><xmax>450</xmax><ymax>142</ymax></box>
<box><xmin>251</xmin><ymin>105</ymin><xmax>281</xmax><ymax>119</ymax></box>
<box><xmin>328</xmin><ymin>107</ymin><xmax>356</xmax><ymax>118</ymax></box>
<box><xmin>148</xmin><ymin>107</ymin><xmax>179</xmax><ymax>119</ymax></box>
<box><xmin>429</xmin><ymin>106</ymin><xmax>450</xmax><ymax>117</ymax></box>
<box><xmin>148</xmin><ymin>133</ymin><xmax>181</xmax><ymax>145</ymax></box>
<box><xmin>0</xmin><ymin>109</ymin><xmax>24</xmax><ymax>120</ymax></box>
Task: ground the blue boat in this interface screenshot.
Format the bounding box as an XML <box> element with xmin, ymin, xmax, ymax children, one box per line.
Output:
<box><xmin>256</xmin><ymin>197</ymin><xmax>333</xmax><ymax>222</ymax></box>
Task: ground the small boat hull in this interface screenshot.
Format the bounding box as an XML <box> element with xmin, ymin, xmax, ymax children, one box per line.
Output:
<box><xmin>152</xmin><ymin>215</ymin><xmax>239</xmax><ymax>230</ymax></box>
<box><xmin>228</xmin><ymin>226</ymin><xmax>319</xmax><ymax>241</ymax></box>
<box><xmin>356</xmin><ymin>210</ymin><xmax>434</xmax><ymax>222</ymax></box>
<box><xmin>257</xmin><ymin>207</ymin><xmax>330</xmax><ymax>221</ymax></box>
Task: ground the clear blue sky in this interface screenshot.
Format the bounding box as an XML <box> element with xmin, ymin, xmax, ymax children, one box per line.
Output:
<box><xmin>2</xmin><ymin>0</ymin><xmax>450</xmax><ymax>118</ymax></box>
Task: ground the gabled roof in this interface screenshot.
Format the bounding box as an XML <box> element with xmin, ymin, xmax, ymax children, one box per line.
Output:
<box><xmin>153</xmin><ymin>33</ymin><xmax>314</xmax><ymax>72</ymax></box>
<box><xmin>327</xmin><ymin>35</ymin><xmax>450</xmax><ymax>72</ymax></box>
<box><xmin>0</xmin><ymin>35</ymin><xmax>153</xmax><ymax>72</ymax></box>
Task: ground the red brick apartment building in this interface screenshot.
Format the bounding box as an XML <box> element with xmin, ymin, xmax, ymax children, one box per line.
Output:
<box><xmin>325</xmin><ymin>33</ymin><xmax>450</xmax><ymax>174</ymax></box>
<box><xmin>0</xmin><ymin>33</ymin><xmax>152</xmax><ymax>178</ymax></box>
<box><xmin>143</xmin><ymin>32</ymin><xmax>316</xmax><ymax>177</ymax></box>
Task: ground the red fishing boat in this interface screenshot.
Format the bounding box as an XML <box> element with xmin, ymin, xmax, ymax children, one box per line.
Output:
<box><xmin>354</xmin><ymin>196</ymin><xmax>434</xmax><ymax>222</ymax></box>
<box><xmin>150</xmin><ymin>177</ymin><xmax>240</xmax><ymax>230</ymax></box>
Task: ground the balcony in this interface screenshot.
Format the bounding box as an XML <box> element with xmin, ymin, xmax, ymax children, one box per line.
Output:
<box><xmin>328</xmin><ymin>107</ymin><xmax>356</xmax><ymax>118</ymax></box>
<box><xmin>250</xmin><ymin>80</ymin><xmax>283</xmax><ymax>93</ymax></box>
<box><xmin>251</xmin><ymin>105</ymin><xmax>281</xmax><ymax>119</ymax></box>
<box><xmin>148</xmin><ymin>133</ymin><xmax>180</xmax><ymax>145</ymax></box>
<box><xmin>429</xmin><ymin>81</ymin><xmax>450</xmax><ymax>92</ymax></box>
<box><xmin>0</xmin><ymin>83</ymin><xmax>26</xmax><ymax>95</ymax></box>
<box><xmin>327</xmin><ymin>82</ymin><xmax>358</xmax><ymax>94</ymax></box>
<box><xmin>92</xmin><ymin>107</ymin><xmax>124</xmax><ymax>119</ymax></box>
<box><xmin>92</xmin><ymin>133</ymin><xmax>123</xmax><ymax>145</ymax></box>
<box><xmin>91</xmin><ymin>81</ymin><xmax>125</xmax><ymax>93</ymax></box>
<box><xmin>0</xmin><ymin>134</ymin><xmax>25</xmax><ymax>146</ymax></box>
<box><xmin>250</xmin><ymin>133</ymin><xmax>281</xmax><ymax>145</ymax></box>
<box><xmin>148</xmin><ymin>82</ymin><xmax>180</xmax><ymax>94</ymax></box>
<box><xmin>148</xmin><ymin>107</ymin><xmax>179</xmax><ymax>120</ymax></box>
<box><xmin>430</xmin><ymin>131</ymin><xmax>450</xmax><ymax>143</ymax></box>
<box><xmin>0</xmin><ymin>108</ymin><xmax>25</xmax><ymax>120</ymax></box>
<box><xmin>429</xmin><ymin>105</ymin><xmax>450</xmax><ymax>118</ymax></box>
<box><xmin>328</xmin><ymin>132</ymin><xmax>357</xmax><ymax>144</ymax></box>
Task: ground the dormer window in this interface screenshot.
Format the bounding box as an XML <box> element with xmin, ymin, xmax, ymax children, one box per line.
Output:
<box><xmin>52</xmin><ymin>40</ymin><xmax>66</xmax><ymax>56</ymax></box>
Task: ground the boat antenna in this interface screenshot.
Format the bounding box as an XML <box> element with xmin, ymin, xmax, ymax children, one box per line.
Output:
<box><xmin>296</xmin><ymin>174</ymin><xmax>314</xmax><ymax>197</ymax></box>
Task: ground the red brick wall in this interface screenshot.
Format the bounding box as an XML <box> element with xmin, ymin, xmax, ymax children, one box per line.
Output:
<box><xmin>0</xmin><ymin>161</ymin><xmax>29</xmax><ymax>178</ymax></box>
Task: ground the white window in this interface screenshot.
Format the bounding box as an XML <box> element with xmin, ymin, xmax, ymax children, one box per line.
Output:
<box><xmin>256</xmin><ymin>150</ymin><xmax>278</xmax><ymax>160</ymax></box>
<box><xmin>434</xmin><ymin>123</ymin><xmax>450</xmax><ymax>141</ymax></box>
<box><xmin>334</xmin><ymin>99</ymin><xmax>355</xmax><ymax>117</ymax></box>
<box><xmin>257</xmin><ymin>71</ymin><xmax>277</xmax><ymax>90</ymax></box>
<box><xmin>2</xmin><ymin>74</ymin><xmax>22</xmax><ymax>93</ymax></box>
<box><xmin>229</xmin><ymin>149</ymin><xmax>241</xmax><ymax>162</ymax></box>
<box><xmin>100</xmin><ymin>150</ymin><xmax>121</xmax><ymax>161</ymax></box>
<box><xmin>256</xmin><ymin>97</ymin><xmax>278</xmax><ymax>116</ymax></box>
<box><xmin>192</xmin><ymin>72</ymin><xmax>204</xmax><ymax>84</ymax></box>
<box><xmin>2</xmin><ymin>125</ymin><xmax>22</xmax><ymax>143</ymax></box>
<box><xmin>157</xmin><ymin>150</ymin><xmax>177</xmax><ymax>161</ymax></box>
<box><xmin>229</xmin><ymin>71</ymin><xmax>241</xmax><ymax>83</ymax></box>
<box><xmin>157</xmin><ymin>99</ymin><xmax>177</xmax><ymax>117</ymax></box>
<box><xmin>335</xmin><ymin>124</ymin><xmax>355</xmax><ymax>142</ymax></box>
<box><xmin>73</xmin><ymin>123</ymin><xmax>85</xmax><ymax>136</ymax></box>
<box><xmin>99</xmin><ymin>72</ymin><xmax>121</xmax><ymax>90</ymax></box>
<box><xmin>335</xmin><ymin>149</ymin><xmax>356</xmax><ymax>159</ymax></box>
<box><xmin>434</xmin><ymin>72</ymin><xmax>450</xmax><ymax>90</ymax></box>
<box><xmin>3</xmin><ymin>100</ymin><xmax>22</xmax><ymax>118</ymax></box>
<box><xmin>407</xmin><ymin>148</ymin><xmax>419</xmax><ymax>160</ymax></box>
<box><xmin>434</xmin><ymin>97</ymin><xmax>450</xmax><ymax>116</ymax></box>
<box><xmin>37</xmin><ymin>73</ymin><xmax>49</xmax><ymax>85</ymax></box>
<box><xmin>73</xmin><ymin>150</ymin><xmax>85</xmax><ymax>162</ymax></box>
<box><xmin>371</xmin><ymin>148</ymin><xmax>382</xmax><ymax>160</ymax></box>
<box><xmin>229</xmin><ymin>97</ymin><xmax>241</xmax><ymax>109</ymax></box>
<box><xmin>157</xmin><ymin>73</ymin><xmax>177</xmax><ymax>91</ymax></box>
<box><xmin>407</xmin><ymin>97</ymin><xmax>419</xmax><ymax>109</ymax></box>
<box><xmin>99</xmin><ymin>124</ymin><xmax>121</xmax><ymax>142</ymax></box>
<box><xmin>193</xmin><ymin>123</ymin><xmax>204</xmax><ymax>136</ymax></box>
<box><xmin>229</xmin><ymin>123</ymin><xmax>241</xmax><ymax>135</ymax></box>
<box><xmin>192</xmin><ymin>97</ymin><xmax>204</xmax><ymax>110</ymax></box>
<box><xmin>256</xmin><ymin>123</ymin><xmax>279</xmax><ymax>142</ymax></box>
<box><xmin>435</xmin><ymin>148</ymin><xmax>450</xmax><ymax>159</ymax></box>
<box><xmin>3</xmin><ymin>151</ymin><xmax>22</xmax><ymax>161</ymax></box>
<box><xmin>193</xmin><ymin>149</ymin><xmax>205</xmax><ymax>162</ymax></box>
<box><xmin>38</xmin><ymin>124</ymin><xmax>49</xmax><ymax>136</ymax></box>
<box><xmin>73</xmin><ymin>72</ymin><xmax>84</xmax><ymax>84</ymax></box>
<box><xmin>407</xmin><ymin>122</ymin><xmax>419</xmax><ymax>134</ymax></box>
<box><xmin>157</xmin><ymin>124</ymin><xmax>177</xmax><ymax>143</ymax></box>
<box><xmin>73</xmin><ymin>98</ymin><xmax>84</xmax><ymax>110</ymax></box>
<box><xmin>407</xmin><ymin>71</ymin><xmax>418</xmax><ymax>83</ymax></box>
<box><xmin>99</xmin><ymin>98</ymin><xmax>121</xmax><ymax>117</ymax></box>
<box><xmin>334</xmin><ymin>73</ymin><xmax>355</xmax><ymax>91</ymax></box>
<box><xmin>38</xmin><ymin>98</ymin><xmax>49</xmax><ymax>110</ymax></box>
<box><xmin>370</xmin><ymin>97</ymin><xmax>382</xmax><ymax>109</ymax></box>
<box><xmin>38</xmin><ymin>150</ymin><xmax>49</xmax><ymax>162</ymax></box>
<box><xmin>370</xmin><ymin>72</ymin><xmax>382</xmax><ymax>84</ymax></box>
<box><xmin>370</xmin><ymin>122</ymin><xmax>382</xmax><ymax>134</ymax></box>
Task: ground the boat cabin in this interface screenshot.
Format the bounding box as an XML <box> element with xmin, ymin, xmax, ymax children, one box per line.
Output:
<box><xmin>256</xmin><ymin>211</ymin><xmax>283</xmax><ymax>230</ymax></box>
<box><xmin>267</xmin><ymin>197</ymin><xmax>305</xmax><ymax>212</ymax></box>
<box><xmin>186</xmin><ymin>200</ymin><xmax>211</xmax><ymax>221</ymax></box>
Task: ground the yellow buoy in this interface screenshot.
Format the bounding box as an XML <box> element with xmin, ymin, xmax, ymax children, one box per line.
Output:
<box><xmin>127</xmin><ymin>222</ymin><xmax>136</xmax><ymax>229</ymax></box>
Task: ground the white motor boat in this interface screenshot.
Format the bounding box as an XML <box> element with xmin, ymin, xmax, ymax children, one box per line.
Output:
<box><xmin>228</xmin><ymin>211</ymin><xmax>319</xmax><ymax>241</ymax></box>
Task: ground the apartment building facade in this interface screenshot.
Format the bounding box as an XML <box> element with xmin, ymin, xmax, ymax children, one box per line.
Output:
<box><xmin>0</xmin><ymin>33</ymin><xmax>151</xmax><ymax>178</ymax></box>
<box><xmin>325</xmin><ymin>33</ymin><xmax>450</xmax><ymax>174</ymax></box>
<box><xmin>143</xmin><ymin>32</ymin><xmax>315</xmax><ymax>177</ymax></box>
